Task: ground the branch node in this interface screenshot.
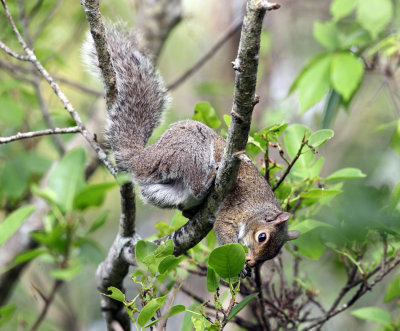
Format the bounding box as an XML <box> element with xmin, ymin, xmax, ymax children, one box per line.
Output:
<box><xmin>232</xmin><ymin>58</ymin><xmax>241</xmax><ymax>72</ymax></box>
<box><xmin>233</xmin><ymin>150</ymin><xmax>247</xmax><ymax>160</ymax></box>
<box><xmin>264</xmin><ymin>2</ymin><xmax>281</xmax><ymax>11</ymax></box>
<box><xmin>253</xmin><ymin>94</ymin><xmax>260</xmax><ymax>106</ymax></box>
<box><xmin>231</xmin><ymin>110</ymin><xmax>244</xmax><ymax>122</ymax></box>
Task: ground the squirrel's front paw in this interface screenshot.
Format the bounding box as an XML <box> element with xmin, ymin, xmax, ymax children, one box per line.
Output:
<box><xmin>240</xmin><ymin>265</ymin><xmax>252</xmax><ymax>278</ymax></box>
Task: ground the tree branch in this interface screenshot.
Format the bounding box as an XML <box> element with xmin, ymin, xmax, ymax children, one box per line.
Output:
<box><xmin>272</xmin><ymin>135</ymin><xmax>306</xmax><ymax>191</ymax></box>
<box><xmin>1</xmin><ymin>0</ymin><xmax>117</xmax><ymax>177</ymax></box>
<box><xmin>0</xmin><ymin>126</ymin><xmax>81</xmax><ymax>144</ymax></box>
<box><xmin>30</xmin><ymin>280</ymin><xmax>63</xmax><ymax>331</ymax></box>
<box><xmin>81</xmin><ymin>0</ymin><xmax>117</xmax><ymax>109</ymax></box>
<box><xmin>302</xmin><ymin>248</ymin><xmax>400</xmax><ymax>330</ymax></box>
<box><xmin>134</xmin><ymin>0</ymin><xmax>182</xmax><ymax>60</ymax></box>
<box><xmin>0</xmin><ymin>40</ymin><xmax>30</xmax><ymax>60</ymax></box>
<box><xmin>155</xmin><ymin>0</ymin><xmax>279</xmax><ymax>256</ymax></box>
<box><xmin>167</xmin><ymin>17</ymin><xmax>242</xmax><ymax>91</ymax></box>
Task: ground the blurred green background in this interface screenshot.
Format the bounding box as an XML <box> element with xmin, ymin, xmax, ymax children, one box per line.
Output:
<box><xmin>1</xmin><ymin>0</ymin><xmax>400</xmax><ymax>330</ymax></box>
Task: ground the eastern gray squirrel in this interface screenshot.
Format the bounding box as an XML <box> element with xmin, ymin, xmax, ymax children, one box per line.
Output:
<box><xmin>83</xmin><ymin>24</ymin><xmax>299</xmax><ymax>267</ymax></box>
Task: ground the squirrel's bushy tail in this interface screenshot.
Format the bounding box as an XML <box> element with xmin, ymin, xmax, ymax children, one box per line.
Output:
<box><xmin>82</xmin><ymin>23</ymin><xmax>169</xmax><ymax>171</ymax></box>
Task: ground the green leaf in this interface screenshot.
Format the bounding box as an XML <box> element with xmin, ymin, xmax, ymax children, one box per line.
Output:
<box><xmin>158</xmin><ymin>255</ymin><xmax>183</xmax><ymax>274</ymax></box>
<box><xmin>295</xmin><ymin>230</ymin><xmax>326</xmax><ymax>259</ymax></box>
<box><xmin>300</xmin><ymin>188</ymin><xmax>342</xmax><ymax>199</ymax></box>
<box><xmin>0</xmin><ymin>96</ymin><xmax>24</xmax><ymax>126</ymax></box>
<box><xmin>168</xmin><ymin>304</ymin><xmax>186</xmax><ymax>317</ymax></box>
<box><xmin>290</xmin><ymin>219</ymin><xmax>333</xmax><ymax>235</ymax></box>
<box><xmin>0</xmin><ymin>159</ymin><xmax>29</xmax><ymax>200</ymax></box>
<box><xmin>308</xmin><ymin>129</ymin><xmax>334</xmax><ymax>148</ymax></box>
<box><xmin>191</xmin><ymin>316</ymin><xmax>210</xmax><ymax>331</ymax></box>
<box><xmin>0</xmin><ymin>304</ymin><xmax>15</xmax><ymax>327</ymax></box>
<box><xmin>169</xmin><ymin>211</ymin><xmax>188</xmax><ymax>229</ymax></box>
<box><xmin>50</xmin><ymin>263</ymin><xmax>82</xmax><ymax>281</ymax></box>
<box><xmin>308</xmin><ymin>157</ymin><xmax>325</xmax><ymax>178</ymax></box>
<box><xmin>30</xmin><ymin>224</ymin><xmax>67</xmax><ymax>253</ymax></box>
<box><xmin>48</xmin><ymin>148</ymin><xmax>87</xmax><ymax>212</ymax></box>
<box><xmin>295</xmin><ymin>54</ymin><xmax>332</xmax><ymax>112</ymax></box>
<box><xmin>322</xmin><ymin>89</ymin><xmax>342</xmax><ymax>128</ymax></box>
<box><xmin>144</xmin><ymin>305</ymin><xmax>186</xmax><ymax>328</ymax></box>
<box><xmin>137</xmin><ymin>296</ymin><xmax>167</xmax><ymax>327</ymax></box>
<box><xmin>0</xmin><ymin>205</ymin><xmax>36</xmax><ymax>246</ymax></box>
<box><xmin>227</xmin><ymin>293</ymin><xmax>258</xmax><ymax>322</ymax></box>
<box><xmin>205</xmin><ymin>229</ymin><xmax>217</xmax><ymax>249</ymax></box>
<box><xmin>325</xmin><ymin>167</ymin><xmax>366</xmax><ymax>182</ymax></box>
<box><xmin>274</xmin><ymin>181</ymin><xmax>292</xmax><ymax>200</ymax></box>
<box><xmin>384</xmin><ymin>274</ymin><xmax>400</xmax><ymax>302</ymax></box>
<box><xmin>17</xmin><ymin>152</ymin><xmax>51</xmax><ymax>176</ymax></box>
<box><xmin>73</xmin><ymin>182</ymin><xmax>116</xmax><ymax>210</ymax></box>
<box><xmin>351</xmin><ymin>307</ymin><xmax>391</xmax><ymax>325</ymax></box>
<box><xmin>391</xmin><ymin>120</ymin><xmax>400</xmax><ymax>155</ymax></box>
<box><xmin>135</xmin><ymin>240</ymin><xmax>158</xmax><ymax>263</ymax></box>
<box><xmin>389</xmin><ymin>182</ymin><xmax>400</xmax><ymax>211</ymax></box>
<box><xmin>331</xmin><ymin>52</ymin><xmax>364</xmax><ymax>101</ymax></box>
<box><xmin>206</xmin><ymin>266</ymin><xmax>221</xmax><ymax>292</ymax></box>
<box><xmin>283</xmin><ymin>124</ymin><xmax>312</xmax><ymax>160</ymax></box>
<box><xmin>154</xmin><ymin>240</ymin><xmax>174</xmax><ymax>258</ymax></box>
<box><xmin>87</xmin><ymin>212</ymin><xmax>109</xmax><ymax>234</ymax></box>
<box><xmin>135</xmin><ymin>240</ymin><xmax>159</xmax><ymax>274</ymax></box>
<box><xmin>314</xmin><ymin>21</ymin><xmax>342</xmax><ymax>50</ymax></box>
<box><xmin>192</xmin><ymin>101</ymin><xmax>221</xmax><ymax>129</ymax></box>
<box><xmin>103</xmin><ymin>286</ymin><xmax>126</xmax><ymax>303</ymax></box>
<box><xmin>208</xmin><ymin>244</ymin><xmax>246</xmax><ymax>279</ymax></box>
<box><xmin>31</xmin><ymin>185</ymin><xmax>58</xmax><ymax>206</ymax></box>
<box><xmin>14</xmin><ymin>247</ymin><xmax>47</xmax><ymax>265</ymax></box>
<box><xmin>331</xmin><ymin>0</ymin><xmax>356</xmax><ymax>21</ymax></box>
<box><xmin>223</xmin><ymin>114</ymin><xmax>231</xmax><ymax>128</ymax></box>
<box><xmin>356</xmin><ymin>0</ymin><xmax>393</xmax><ymax>39</ymax></box>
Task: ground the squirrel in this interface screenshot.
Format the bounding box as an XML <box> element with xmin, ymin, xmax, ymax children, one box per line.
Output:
<box><xmin>83</xmin><ymin>24</ymin><xmax>299</xmax><ymax>268</ymax></box>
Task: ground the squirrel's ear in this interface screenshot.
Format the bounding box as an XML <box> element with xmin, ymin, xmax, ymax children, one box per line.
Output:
<box><xmin>269</xmin><ymin>212</ymin><xmax>291</xmax><ymax>225</ymax></box>
<box><xmin>287</xmin><ymin>230</ymin><xmax>300</xmax><ymax>241</ymax></box>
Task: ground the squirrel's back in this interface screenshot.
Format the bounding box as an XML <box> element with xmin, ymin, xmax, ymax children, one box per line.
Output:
<box><xmin>82</xmin><ymin>23</ymin><xmax>169</xmax><ymax>171</ymax></box>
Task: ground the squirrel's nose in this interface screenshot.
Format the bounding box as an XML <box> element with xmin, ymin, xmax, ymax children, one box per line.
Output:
<box><xmin>246</xmin><ymin>258</ymin><xmax>256</xmax><ymax>267</ymax></box>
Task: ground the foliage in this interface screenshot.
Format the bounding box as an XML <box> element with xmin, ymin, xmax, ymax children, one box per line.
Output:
<box><xmin>290</xmin><ymin>0</ymin><xmax>400</xmax><ymax>128</ymax></box>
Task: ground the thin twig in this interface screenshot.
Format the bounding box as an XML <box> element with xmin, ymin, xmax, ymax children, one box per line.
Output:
<box><xmin>272</xmin><ymin>135</ymin><xmax>307</xmax><ymax>191</ymax></box>
<box><xmin>1</xmin><ymin>0</ymin><xmax>117</xmax><ymax>177</ymax></box>
<box><xmin>0</xmin><ymin>126</ymin><xmax>81</xmax><ymax>144</ymax></box>
<box><xmin>155</xmin><ymin>282</ymin><xmax>181</xmax><ymax>331</ymax></box>
<box><xmin>255</xmin><ymin>265</ymin><xmax>271</xmax><ymax>331</ymax></box>
<box><xmin>264</xmin><ymin>141</ymin><xmax>270</xmax><ymax>184</ymax></box>
<box><xmin>30</xmin><ymin>280</ymin><xmax>63</xmax><ymax>331</ymax></box>
<box><xmin>303</xmin><ymin>249</ymin><xmax>400</xmax><ymax>330</ymax></box>
<box><xmin>0</xmin><ymin>40</ymin><xmax>30</xmax><ymax>60</ymax></box>
<box><xmin>167</xmin><ymin>16</ymin><xmax>242</xmax><ymax>91</ymax></box>
<box><xmin>32</xmin><ymin>77</ymin><xmax>66</xmax><ymax>154</ymax></box>
<box><xmin>0</xmin><ymin>58</ymin><xmax>103</xmax><ymax>97</ymax></box>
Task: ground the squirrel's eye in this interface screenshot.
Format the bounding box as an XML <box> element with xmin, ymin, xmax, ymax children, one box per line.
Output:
<box><xmin>258</xmin><ymin>233</ymin><xmax>267</xmax><ymax>243</ymax></box>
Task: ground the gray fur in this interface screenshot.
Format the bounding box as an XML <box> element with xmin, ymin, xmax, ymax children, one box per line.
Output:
<box><xmin>83</xmin><ymin>25</ymin><xmax>299</xmax><ymax>266</ymax></box>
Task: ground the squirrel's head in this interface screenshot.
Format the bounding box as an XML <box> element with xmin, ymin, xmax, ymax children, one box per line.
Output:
<box><xmin>239</xmin><ymin>211</ymin><xmax>299</xmax><ymax>267</ymax></box>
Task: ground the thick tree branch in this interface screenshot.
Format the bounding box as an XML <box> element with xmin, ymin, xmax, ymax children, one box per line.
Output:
<box><xmin>80</xmin><ymin>0</ymin><xmax>183</xmax><ymax>329</ymax></box>
<box><xmin>81</xmin><ymin>0</ymin><xmax>117</xmax><ymax>109</ymax></box>
<box><xmin>156</xmin><ymin>0</ymin><xmax>279</xmax><ymax>256</ymax></box>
